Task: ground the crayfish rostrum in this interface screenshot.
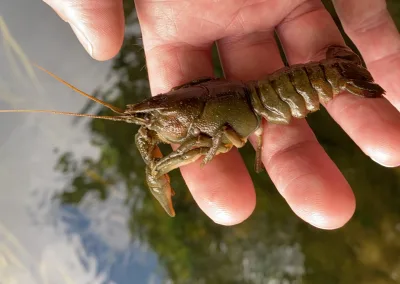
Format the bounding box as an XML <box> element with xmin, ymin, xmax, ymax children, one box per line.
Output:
<box><xmin>1</xmin><ymin>45</ymin><xmax>384</xmax><ymax>216</ymax></box>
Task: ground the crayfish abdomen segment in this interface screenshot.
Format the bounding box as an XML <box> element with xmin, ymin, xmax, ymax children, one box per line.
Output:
<box><xmin>249</xmin><ymin>47</ymin><xmax>384</xmax><ymax>125</ymax></box>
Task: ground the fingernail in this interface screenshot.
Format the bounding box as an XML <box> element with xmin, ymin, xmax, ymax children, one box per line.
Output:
<box><xmin>69</xmin><ymin>23</ymin><xmax>93</xmax><ymax>57</ymax></box>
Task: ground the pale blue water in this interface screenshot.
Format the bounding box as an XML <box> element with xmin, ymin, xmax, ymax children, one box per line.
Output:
<box><xmin>0</xmin><ymin>1</ymin><xmax>163</xmax><ymax>283</ymax></box>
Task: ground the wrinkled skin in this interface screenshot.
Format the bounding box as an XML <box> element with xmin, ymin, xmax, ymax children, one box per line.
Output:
<box><xmin>129</xmin><ymin>46</ymin><xmax>383</xmax><ymax>216</ymax></box>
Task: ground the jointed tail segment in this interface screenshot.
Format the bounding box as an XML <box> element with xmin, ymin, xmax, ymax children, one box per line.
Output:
<box><xmin>249</xmin><ymin>45</ymin><xmax>384</xmax><ymax>125</ymax></box>
<box><xmin>247</xmin><ymin>45</ymin><xmax>384</xmax><ymax>175</ymax></box>
<box><xmin>323</xmin><ymin>45</ymin><xmax>384</xmax><ymax>98</ymax></box>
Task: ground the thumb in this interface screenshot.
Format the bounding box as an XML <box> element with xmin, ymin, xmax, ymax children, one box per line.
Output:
<box><xmin>43</xmin><ymin>0</ymin><xmax>124</xmax><ymax>61</ymax></box>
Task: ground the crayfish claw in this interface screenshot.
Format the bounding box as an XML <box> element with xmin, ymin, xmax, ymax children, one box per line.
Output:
<box><xmin>145</xmin><ymin>167</ymin><xmax>176</xmax><ymax>217</ymax></box>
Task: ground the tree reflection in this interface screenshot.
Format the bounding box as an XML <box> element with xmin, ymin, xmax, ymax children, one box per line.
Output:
<box><xmin>55</xmin><ymin>1</ymin><xmax>400</xmax><ymax>283</ymax></box>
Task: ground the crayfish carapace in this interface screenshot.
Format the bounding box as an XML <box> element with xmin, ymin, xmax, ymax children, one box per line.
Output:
<box><xmin>1</xmin><ymin>45</ymin><xmax>385</xmax><ymax>216</ymax></box>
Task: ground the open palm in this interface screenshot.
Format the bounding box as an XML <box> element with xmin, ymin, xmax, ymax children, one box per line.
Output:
<box><xmin>46</xmin><ymin>0</ymin><xmax>400</xmax><ymax>229</ymax></box>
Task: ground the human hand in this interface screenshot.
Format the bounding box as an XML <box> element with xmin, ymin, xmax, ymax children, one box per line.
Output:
<box><xmin>45</xmin><ymin>0</ymin><xmax>400</xmax><ymax>229</ymax></box>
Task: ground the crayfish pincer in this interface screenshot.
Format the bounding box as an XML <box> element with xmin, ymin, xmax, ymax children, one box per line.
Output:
<box><xmin>1</xmin><ymin>45</ymin><xmax>384</xmax><ymax>216</ymax></box>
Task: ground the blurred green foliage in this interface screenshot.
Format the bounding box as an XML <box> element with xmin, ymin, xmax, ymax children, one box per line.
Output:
<box><xmin>56</xmin><ymin>1</ymin><xmax>400</xmax><ymax>283</ymax></box>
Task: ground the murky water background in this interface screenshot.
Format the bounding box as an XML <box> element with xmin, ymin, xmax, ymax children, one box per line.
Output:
<box><xmin>0</xmin><ymin>1</ymin><xmax>399</xmax><ymax>283</ymax></box>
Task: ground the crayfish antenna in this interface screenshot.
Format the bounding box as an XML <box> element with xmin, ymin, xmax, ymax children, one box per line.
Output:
<box><xmin>32</xmin><ymin>63</ymin><xmax>125</xmax><ymax>114</ymax></box>
<box><xmin>0</xmin><ymin>63</ymin><xmax>130</xmax><ymax>121</ymax></box>
<box><xmin>0</xmin><ymin>109</ymin><xmax>129</xmax><ymax>121</ymax></box>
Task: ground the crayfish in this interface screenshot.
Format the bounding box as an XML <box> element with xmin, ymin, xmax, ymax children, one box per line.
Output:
<box><xmin>1</xmin><ymin>45</ymin><xmax>384</xmax><ymax>216</ymax></box>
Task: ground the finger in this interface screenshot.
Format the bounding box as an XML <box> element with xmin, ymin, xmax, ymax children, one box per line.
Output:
<box><xmin>145</xmin><ymin>45</ymin><xmax>256</xmax><ymax>225</ymax></box>
<box><xmin>333</xmin><ymin>0</ymin><xmax>400</xmax><ymax>110</ymax></box>
<box><xmin>135</xmin><ymin>13</ymin><xmax>256</xmax><ymax>226</ymax></box>
<box><xmin>277</xmin><ymin>1</ymin><xmax>400</xmax><ymax>168</ymax></box>
<box><xmin>217</xmin><ymin>29</ymin><xmax>354</xmax><ymax>229</ymax></box>
<box><xmin>43</xmin><ymin>0</ymin><xmax>124</xmax><ymax>60</ymax></box>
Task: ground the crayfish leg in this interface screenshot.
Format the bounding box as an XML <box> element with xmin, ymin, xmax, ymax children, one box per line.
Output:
<box><xmin>153</xmin><ymin>144</ymin><xmax>233</xmax><ymax>177</ymax></box>
<box><xmin>253</xmin><ymin>126</ymin><xmax>265</xmax><ymax>173</ymax></box>
<box><xmin>152</xmin><ymin>136</ymin><xmax>231</xmax><ymax>177</ymax></box>
<box><xmin>201</xmin><ymin>125</ymin><xmax>246</xmax><ymax>166</ymax></box>
<box><xmin>223</xmin><ymin>126</ymin><xmax>247</xmax><ymax>148</ymax></box>
<box><xmin>154</xmin><ymin>147</ymin><xmax>210</xmax><ymax>177</ymax></box>
<box><xmin>153</xmin><ymin>135</ymin><xmax>213</xmax><ymax>170</ymax></box>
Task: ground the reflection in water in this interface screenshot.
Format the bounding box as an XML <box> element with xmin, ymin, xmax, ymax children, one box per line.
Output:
<box><xmin>0</xmin><ymin>0</ymin><xmax>162</xmax><ymax>283</ymax></box>
<box><xmin>0</xmin><ymin>216</ymin><xmax>110</xmax><ymax>284</ymax></box>
<box><xmin>0</xmin><ymin>0</ymin><xmax>400</xmax><ymax>283</ymax></box>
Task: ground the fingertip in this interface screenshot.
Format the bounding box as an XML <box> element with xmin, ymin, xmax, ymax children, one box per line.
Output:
<box><xmin>361</xmin><ymin>101</ymin><xmax>400</xmax><ymax>168</ymax></box>
<box><xmin>208</xmin><ymin>190</ymin><xmax>256</xmax><ymax>226</ymax></box>
<box><xmin>90</xmin><ymin>36</ymin><xmax>124</xmax><ymax>62</ymax></box>
<box><xmin>195</xmin><ymin>181</ymin><xmax>256</xmax><ymax>227</ymax></box>
<box><xmin>205</xmin><ymin>199</ymin><xmax>256</xmax><ymax>226</ymax></box>
<box><xmin>284</xmin><ymin>176</ymin><xmax>356</xmax><ymax>230</ymax></box>
<box><xmin>327</xmin><ymin>95</ymin><xmax>400</xmax><ymax>169</ymax></box>
<box><xmin>182</xmin><ymin>150</ymin><xmax>256</xmax><ymax>226</ymax></box>
<box><xmin>44</xmin><ymin>0</ymin><xmax>124</xmax><ymax>61</ymax></box>
<box><xmin>262</xmin><ymin>121</ymin><xmax>357</xmax><ymax>230</ymax></box>
<box><xmin>363</xmin><ymin>131</ymin><xmax>400</xmax><ymax>168</ymax></box>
